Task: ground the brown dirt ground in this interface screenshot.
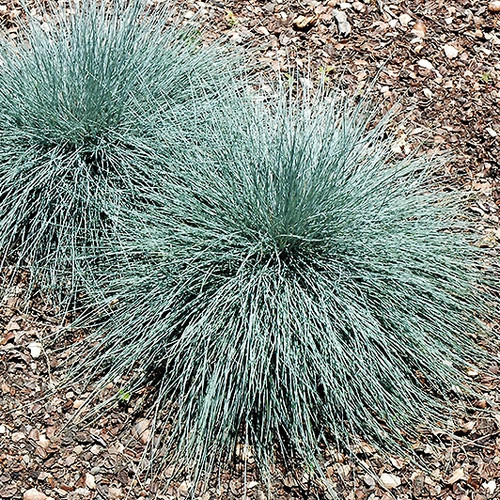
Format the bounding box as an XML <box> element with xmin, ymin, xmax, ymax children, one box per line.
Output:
<box><xmin>1</xmin><ymin>1</ymin><xmax>500</xmax><ymax>499</ymax></box>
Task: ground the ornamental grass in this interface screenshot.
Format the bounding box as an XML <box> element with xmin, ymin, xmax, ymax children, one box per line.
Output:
<box><xmin>0</xmin><ymin>0</ymin><xmax>238</xmax><ymax>296</ymax></box>
<box><xmin>69</xmin><ymin>89</ymin><xmax>499</xmax><ymax>486</ymax></box>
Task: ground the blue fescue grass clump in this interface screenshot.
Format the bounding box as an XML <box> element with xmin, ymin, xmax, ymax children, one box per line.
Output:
<box><xmin>0</xmin><ymin>0</ymin><xmax>238</xmax><ymax>294</ymax></box>
<box><xmin>73</xmin><ymin>91</ymin><xmax>499</xmax><ymax>483</ymax></box>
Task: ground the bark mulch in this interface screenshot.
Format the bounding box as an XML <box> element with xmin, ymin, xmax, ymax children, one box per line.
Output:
<box><xmin>1</xmin><ymin>1</ymin><xmax>499</xmax><ymax>499</ymax></box>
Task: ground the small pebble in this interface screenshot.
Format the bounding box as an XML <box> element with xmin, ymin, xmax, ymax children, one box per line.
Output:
<box><xmin>23</xmin><ymin>489</ymin><xmax>48</xmax><ymax>500</ymax></box>
<box><xmin>444</xmin><ymin>44</ymin><xmax>458</xmax><ymax>59</ymax></box>
<box><xmin>399</xmin><ymin>13</ymin><xmax>412</xmax><ymax>26</ymax></box>
<box><xmin>364</xmin><ymin>473</ymin><xmax>376</xmax><ymax>487</ymax></box>
<box><xmin>489</xmin><ymin>1</ymin><xmax>500</xmax><ymax>13</ymax></box>
<box><xmin>28</xmin><ymin>342</ymin><xmax>42</xmax><ymax>359</ymax></box>
<box><xmin>85</xmin><ymin>473</ymin><xmax>96</xmax><ymax>490</ymax></box>
<box><xmin>418</xmin><ymin>59</ymin><xmax>433</xmax><ymax>70</ymax></box>
<box><xmin>90</xmin><ymin>444</ymin><xmax>102</xmax><ymax>455</ymax></box>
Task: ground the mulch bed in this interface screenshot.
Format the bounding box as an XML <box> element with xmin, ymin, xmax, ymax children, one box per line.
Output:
<box><xmin>1</xmin><ymin>0</ymin><xmax>499</xmax><ymax>499</ymax></box>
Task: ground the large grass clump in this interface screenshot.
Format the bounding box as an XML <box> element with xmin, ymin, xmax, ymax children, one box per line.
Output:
<box><xmin>72</xmin><ymin>91</ymin><xmax>498</xmax><ymax>483</ymax></box>
<box><xmin>0</xmin><ymin>0</ymin><xmax>238</xmax><ymax>294</ymax></box>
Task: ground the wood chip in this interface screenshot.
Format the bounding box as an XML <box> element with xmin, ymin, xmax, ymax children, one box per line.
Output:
<box><xmin>108</xmin><ymin>487</ymin><xmax>123</xmax><ymax>500</ymax></box>
<box><xmin>447</xmin><ymin>467</ymin><xmax>466</xmax><ymax>484</ymax></box>
<box><xmin>332</xmin><ymin>10</ymin><xmax>351</xmax><ymax>36</ymax></box>
<box><xmin>131</xmin><ymin>419</ymin><xmax>150</xmax><ymax>444</ymax></box>
<box><xmin>0</xmin><ymin>331</ymin><xmax>15</xmax><ymax>346</ymax></box>
<box><xmin>11</xmin><ymin>432</ymin><xmax>25</xmax><ymax>442</ymax></box>
<box><xmin>411</xmin><ymin>20</ymin><xmax>427</xmax><ymax>38</ymax></box>
<box><xmin>5</xmin><ymin>319</ymin><xmax>20</xmax><ymax>331</ymax></box>
<box><xmin>293</xmin><ymin>15</ymin><xmax>317</xmax><ymax>30</ymax></box>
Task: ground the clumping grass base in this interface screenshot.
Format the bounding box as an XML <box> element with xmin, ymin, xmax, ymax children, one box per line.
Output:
<box><xmin>71</xmin><ymin>91</ymin><xmax>499</xmax><ymax>485</ymax></box>
<box><xmin>0</xmin><ymin>0</ymin><xmax>238</xmax><ymax>296</ymax></box>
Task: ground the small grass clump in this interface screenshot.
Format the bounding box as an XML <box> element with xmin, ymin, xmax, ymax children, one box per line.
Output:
<box><xmin>0</xmin><ymin>0</ymin><xmax>238</xmax><ymax>294</ymax></box>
